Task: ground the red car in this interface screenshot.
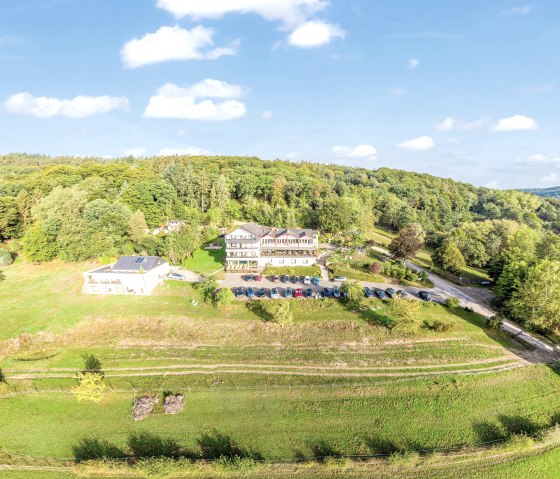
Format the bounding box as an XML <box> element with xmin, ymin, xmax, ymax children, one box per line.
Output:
<box><xmin>254</xmin><ymin>274</ymin><xmax>263</xmax><ymax>281</ymax></box>
<box><xmin>294</xmin><ymin>288</ymin><xmax>303</xmax><ymax>298</ymax></box>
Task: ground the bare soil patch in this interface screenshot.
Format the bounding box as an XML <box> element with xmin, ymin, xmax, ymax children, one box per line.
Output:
<box><xmin>132</xmin><ymin>395</ymin><xmax>158</xmax><ymax>421</ymax></box>
<box><xmin>163</xmin><ymin>394</ymin><xmax>185</xmax><ymax>414</ymax></box>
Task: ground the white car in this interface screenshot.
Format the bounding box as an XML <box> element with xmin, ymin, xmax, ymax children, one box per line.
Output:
<box><xmin>303</xmin><ymin>276</ymin><xmax>311</xmax><ymax>285</ymax></box>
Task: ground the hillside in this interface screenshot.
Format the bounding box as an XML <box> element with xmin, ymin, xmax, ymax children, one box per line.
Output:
<box><xmin>520</xmin><ymin>185</ymin><xmax>560</xmax><ymax>198</ymax></box>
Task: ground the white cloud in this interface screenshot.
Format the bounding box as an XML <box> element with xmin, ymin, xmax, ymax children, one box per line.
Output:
<box><xmin>158</xmin><ymin>147</ymin><xmax>213</xmax><ymax>156</ymax></box>
<box><xmin>540</xmin><ymin>172</ymin><xmax>560</xmax><ymax>185</ymax></box>
<box><xmin>409</xmin><ymin>58</ymin><xmax>420</xmax><ymax>69</ymax></box>
<box><xmin>398</xmin><ymin>136</ymin><xmax>435</xmax><ymax>151</ymax></box>
<box><xmin>286</xmin><ymin>151</ymin><xmax>299</xmax><ymax>160</ymax></box>
<box><xmin>261</xmin><ymin>110</ymin><xmax>273</xmax><ymax>120</ymax></box>
<box><xmin>500</xmin><ymin>5</ymin><xmax>531</xmax><ymax>16</ymax></box>
<box><xmin>526</xmin><ymin>153</ymin><xmax>560</xmax><ymax>164</ymax></box>
<box><xmin>288</xmin><ymin>21</ymin><xmax>345</xmax><ymax>48</ymax></box>
<box><xmin>332</xmin><ymin>144</ymin><xmax>377</xmax><ymax>160</ymax></box>
<box><xmin>4</xmin><ymin>92</ymin><xmax>129</xmax><ymax>118</ymax></box>
<box><xmin>121</xmin><ymin>26</ymin><xmax>236</xmax><ymax>68</ymax></box>
<box><xmin>156</xmin><ymin>0</ymin><xmax>328</xmax><ymax>26</ymax></box>
<box><xmin>484</xmin><ymin>180</ymin><xmax>499</xmax><ymax>189</ymax></box>
<box><xmin>144</xmin><ymin>80</ymin><xmax>247</xmax><ymax>121</ymax></box>
<box><xmin>492</xmin><ymin>115</ymin><xmax>538</xmax><ymax>132</ymax></box>
<box><xmin>124</xmin><ymin>148</ymin><xmax>147</xmax><ymax>158</ymax></box>
<box><xmin>435</xmin><ymin>116</ymin><xmax>489</xmax><ymax>131</ymax></box>
<box><xmin>519</xmin><ymin>83</ymin><xmax>553</xmax><ymax>94</ymax></box>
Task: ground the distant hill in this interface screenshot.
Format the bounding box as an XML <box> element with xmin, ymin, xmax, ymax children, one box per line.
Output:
<box><xmin>519</xmin><ymin>186</ymin><xmax>560</xmax><ymax>198</ymax></box>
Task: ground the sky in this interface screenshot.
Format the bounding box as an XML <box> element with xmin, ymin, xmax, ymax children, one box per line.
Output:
<box><xmin>0</xmin><ymin>0</ymin><xmax>559</xmax><ymax>189</ymax></box>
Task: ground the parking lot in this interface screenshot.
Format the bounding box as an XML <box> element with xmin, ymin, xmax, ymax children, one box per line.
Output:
<box><xmin>220</xmin><ymin>272</ymin><xmax>429</xmax><ymax>302</ymax></box>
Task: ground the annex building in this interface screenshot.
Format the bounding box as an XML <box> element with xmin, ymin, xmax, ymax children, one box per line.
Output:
<box><xmin>82</xmin><ymin>256</ymin><xmax>170</xmax><ymax>295</ymax></box>
<box><xmin>225</xmin><ymin>223</ymin><xmax>319</xmax><ymax>271</ymax></box>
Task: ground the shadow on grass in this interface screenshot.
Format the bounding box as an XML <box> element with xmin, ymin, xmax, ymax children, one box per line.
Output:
<box><xmin>197</xmin><ymin>429</ymin><xmax>263</xmax><ymax>460</ymax></box>
<box><xmin>340</xmin><ymin>298</ymin><xmax>396</xmax><ymax>329</ymax></box>
<box><xmin>473</xmin><ymin>414</ymin><xmax>553</xmax><ymax>444</ymax></box>
<box><xmin>72</xmin><ymin>437</ymin><xmax>125</xmax><ymax>462</ymax></box>
<box><xmin>308</xmin><ymin>440</ymin><xmax>342</xmax><ymax>462</ymax></box>
<box><xmin>245</xmin><ymin>301</ymin><xmax>274</xmax><ymax>322</ymax></box>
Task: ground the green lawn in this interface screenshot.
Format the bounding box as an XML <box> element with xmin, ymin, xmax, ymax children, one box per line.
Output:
<box><xmin>184</xmin><ymin>240</ymin><xmax>226</xmax><ymax>275</ymax></box>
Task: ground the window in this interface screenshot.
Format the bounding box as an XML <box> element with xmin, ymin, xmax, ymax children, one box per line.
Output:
<box><xmin>279</xmin><ymin>259</ymin><xmax>284</xmax><ymax>265</ymax></box>
<box><xmin>303</xmin><ymin>259</ymin><xmax>309</xmax><ymax>265</ymax></box>
<box><xmin>291</xmin><ymin>259</ymin><xmax>296</xmax><ymax>265</ymax></box>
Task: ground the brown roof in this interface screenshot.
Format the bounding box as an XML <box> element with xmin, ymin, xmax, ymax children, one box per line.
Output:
<box><xmin>239</xmin><ymin>223</ymin><xmax>317</xmax><ymax>239</ymax></box>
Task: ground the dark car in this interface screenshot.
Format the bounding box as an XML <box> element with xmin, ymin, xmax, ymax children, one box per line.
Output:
<box><xmin>385</xmin><ymin>288</ymin><xmax>396</xmax><ymax>299</ymax></box>
<box><xmin>273</xmin><ymin>275</ymin><xmax>280</xmax><ymax>283</ymax></box>
<box><xmin>282</xmin><ymin>275</ymin><xmax>290</xmax><ymax>283</ymax></box>
<box><xmin>256</xmin><ymin>288</ymin><xmax>266</xmax><ymax>298</ymax></box>
<box><xmin>245</xmin><ymin>274</ymin><xmax>254</xmax><ymax>282</ymax></box>
<box><xmin>234</xmin><ymin>288</ymin><xmax>245</xmax><ymax>298</ymax></box>
<box><xmin>418</xmin><ymin>291</ymin><xmax>432</xmax><ymax>301</ymax></box>
<box><xmin>293</xmin><ymin>275</ymin><xmax>301</xmax><ymax>284</ymax></box>
<box><xmin>323</xmin><ymin>287</ymin><xmax>332</xmax><ymax>298</ymax></box>
<box><xmin>375</xmin><ymin>288</ymin><xmax>387</xmax><ymax>299</ymax></box>
<box><xmin>247</xmin><ymin>287</ymin><xmax>255</xmax><ymax>298</ymax></box>
<box><xmin>396</xmin><ymin>289</ymin><xmax>409</xmax><ymax>299</ymax></box>
<box><xmin>294</xmin><ymin>288</ymin><xmax>303</xmax><ymax>298</ymax></box>
<box><xmin>364</xmin><ymin>287</ymin><xmax>374</xmax><ymax>298</ymax></box>
<box><xmin>305</xmin><ymin>288</ymin><xmax>313</xmax><ymax>298</ymax></box>
<box><xmin>333</xmin><ymin>287</ymin><xmax>341</xmax><ymax>298</ymax></box>
<box><xmin>285</xmin><ymin>287</ymin><xmax>293</xmax><ymax>298</ymax></box>
<box><xmin>312</xmin><ymin>276</ymin><xmax>320</xmax><ymax>285</ymax></box>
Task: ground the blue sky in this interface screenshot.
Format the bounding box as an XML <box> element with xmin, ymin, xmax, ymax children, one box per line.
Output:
<box><xmin>0</xmin><ymin>0</ymin><xmax>558</xmax><ymax>189</ymax></box>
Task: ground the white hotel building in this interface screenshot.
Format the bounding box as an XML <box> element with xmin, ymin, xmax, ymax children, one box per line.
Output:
<box><xmin>225</xmin><ymin>223</ymin><xmax>319</xmax><ymax>271</ymax></box>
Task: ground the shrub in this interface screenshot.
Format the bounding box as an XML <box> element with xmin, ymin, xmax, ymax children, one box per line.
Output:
<box><xmin>427</xmin><ymin>320</ymin><xmax>454</xmax><ymax>332</ymax></box>
<box><xmin>128</xmin><ymin>431</ymin><xmax>182</xmax><ymax>459</ymax></box>
<box><xmin>197</xmin><ymin>276</ymin><xmax>218</xmax><ymax>303</ymax></box>
<box><xmin>370</xmin><ymin>262</ymin><xmax>381</xmax><ymax>274</ymax></box>
<box><xmin>445</xmin><ymin>297</ymin><xmax>461</xmax><ymax>309</ymax></box>
<box><xmin>197</xmin><ymin>430</ymin><xmax>259</xmax><ymax>460</ymax></box>
<box><xmin>0</xmin><ymin>367</ymin><xmax>5</xmax><ymax>383</ymax></box>
<box><xmin>487</xmin><ymin>315</ymin><xmax>504</xmax><ymax>329</ymax></box>
<box><xmin>0</xmin><ymin>248</ymin><xmax>13</xmax><ymax>267</ymax></box>
<box><xmin>270</xmin><ymin>301</ymin><xmax>294</xmax><ymax>326</ymax></box>
<box><xmin>72</xmin><ymin>437</ymin><xmax>124</xmax><ymax>462</ymax></box>
<box><xmin>73</xmin><ymin>372</ymin><xmax>107</xmax><ymax>403</ymax></box>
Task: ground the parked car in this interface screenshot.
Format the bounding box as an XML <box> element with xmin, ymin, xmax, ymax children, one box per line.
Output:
<box><xmin>375</xmin><ymin>288</ymin><xmax>387</xmax><ymax>299</ymax></box>
<box><xmin>312</xmin><ymin>276</ymin><xmax>320</xmax><ymax>285</ymax></box>
<box><xmin>273</xmin><ymin>275</ymin><xmax>280</xmax><ymax>283</ymax></box>
<box><xmin>282</xmin><ymin>275</ymin><xmax>290</xmax><ymax>283</ymax></box>
<box><xmin>285</xmin><ymin>287</ymin><xmax>293</xmax><ymax>298</ymax></box>
<box><xmin>364</xmin><ymin>287</ymin><xmax>374</xmax><ymax>298</ymax></box>
<box><xmin>396</xmin><ymin>289</ymin><xmax>409</xmax><ymax>299</ymax></box>
<box><xmin>305</xmin><ymin>288</ymin><xmax>313</xmax><ymax>298</ymax></box>
<box><xmin>270</xmin><ymin>288</ymin><xmax>280</xmax><ymax>299</ymax></box>
<box><xmin>418</xmin><ymin>291</ymin><xmax>432</xmax><ymax>301</ymax></box>
<box><xmin>245</xmin><ymin>274</ymin><xmax>254</xmax><ymax>282</ymax></box>
<box><xmin>293</xmin><ymin>276</ymin><xmax>301</xmax><ymax>284</ymax></box>
<box><xmin>385</xmin><ymin>288</ymin><xmax>396</xmax><ymax>299</ymax></box>
<box><xmin>333</xmin><ymin>287</ymin><xmax>341</xmax><ymax>298</ymax></box>
<box><xmin>234</xmin><ymin>288</ymin><xmax>245</xmax><ymax>298</ymax></box>
<box><xmin>332</xmin><ymin>276</ymin><xmax>347</xmax><ymax>282</ymax></box>
<box><xmin>247</xmin><ymin>287</ymin><xmax>255</xmax><ymax>298</ymax></box>
<box><xmin>254</xmin><ymin>274</ymin><xmax>263</xmax><ymax>281</ymax></box>
<box><xmin>256</xmin><ymin>288</ymin><xmax>266</xmax><ymax>298</ymax></box>
<box><xmin>303</xmin><ymin>276</ymin><xmax>311</xmax><ymax>285</ymax></box>
<box><xmin>294</xmin><ymin>288</ymin><xmax>303</xmax><ymax>298</ymax></box>
<box><xmin>323</xmin><ymin>287</ymin><xmax>332</xmax><ymax>298</ymax></box>
<box><xmin>169</xmin><ymin>272</ymin><xmax>185</xmax><ymax>280</ymax></box>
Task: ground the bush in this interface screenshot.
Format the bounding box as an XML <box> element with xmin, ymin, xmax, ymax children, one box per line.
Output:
<box><xmin>0</xmin><ymin>367</ymin><xmax>5</xmax><ymax>383</ymax></box>
<box><xmin>0</xmin><ymin>248</ymin><xmax>13</xmax><ymax>267</ymax></box>
<box><xmin>73</xmin><ymin>372</ymin><xmax>107</xmax><ymax>403</ymax></box>
<box><xmin>197</xmin><ymin>276</ymin><xmax>218</xmax><ymax>303</ymax></box>
<box><xmin>197</xmin><ymin>430</ymin><xmax>260</xmax><ymax>460</ymax></box>
<box><xmin>445</xmin><ymin>297</ymin><xmax>461</xmax><ymax>309</ymax></box>
<box><xmin>81</xmin><ymin>353</ymin><xmax>103</xmax><ymax>375</ymax></box>
<box><xmin>427</xmin><ymin>320</ymin><xmax>454</xmax><ymax>332</ymax></box>
<box><xmin>487</xmin><ymin>315</ymin><xmax>504</xmax><ymax>329</ymax></box>
<box><xmin>72</xmin><ymin>437</ymin><xmax>124</xmax><ymax>462</ymax></box>
<box><xmin>128</xmin><ymin>431</ymin><xmax>182</xmax><ymax>459</ymax></box>
<box><xmin>370</xmin><ymin>262</ymin><xmax>381</xmax><ymax>274</ymax></box>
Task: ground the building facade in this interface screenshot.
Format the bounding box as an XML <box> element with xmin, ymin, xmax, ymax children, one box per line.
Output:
<box><xmin>225</xmin><ymin>223</ymin><xmax>319</xmax><ymax>271</ymax></box>
<box><xmin>82</xmin><ymin>256</ymin><xmax>170</xmax><ymax>295</ymax></box>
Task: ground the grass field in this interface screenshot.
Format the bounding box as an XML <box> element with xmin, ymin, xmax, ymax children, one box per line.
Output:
<box><xmin>0</xmin><ymin>261</ymin><xmax>558</xmax><ymax>477</ymax></box>
<box><xmin>184</xmin><ymin>240</ymin><xmax>225</xmax><ymax>275</ymax></box>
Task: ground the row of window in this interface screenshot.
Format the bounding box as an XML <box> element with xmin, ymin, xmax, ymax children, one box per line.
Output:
<box><xmin>261</xmin><ymin>238</ymin><xmax>315</xmax><ymax>245</ymax></box>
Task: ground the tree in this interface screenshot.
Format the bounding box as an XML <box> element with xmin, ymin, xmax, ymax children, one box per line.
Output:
<box><xmin>22</xmin><ymin>223</ymin><xmax>59</xmax><ymax>262</ymax></box>
<box><xmin>445</xmin><ymin>297</ymin><xmax>460</xmax><ymax>309</ymax></box>
<box><xmin>73</xmin><ymin>372</ymin><xmax>107</xmax><ymax>403</ymax></box>
<box><xmin>198</xmin><ymin>276</ymin><xmax>218</xmax><ymax>303</ymax></box>
<box><xmin>270</xmin><ymin>301</ymin><xmax>294</xmax><ymax>326</ymax></box>
<box><xmin>507</xmin><ymin>260</ymin><xmax>560</xmax><ymax>333</ymax></box>
<box><xmin>317</xmin><ymin>196</ymin><xmax>365</xmax><ymax>234</ymax></box>
<box><xmin>0</xmin><ymin>197</ymin><xmax>21</xmax><ymax>240</ymax></box>
<box><xmin>162</xmin><ymin>161</ymin><xmax>198</xmax><ymax>208</ymax></box>
<box><xmin>369</xmin><ymin>262</ymin><xmax>382</xmax><ymax>274</ymax></box>
<box><xmin>0</xmin><ymin>248</ymin><xmax>13</xmax><ymax>267</ymax></box>
<box><xmin>389</xmin><ymin>297</ymin><xmax>422</xmax><ymax>332</ymax></box>
<box><xmin>121</xmin><ymin>180</ymin><xmax>177</xmax><ymax>227</ymax></box>
<box><xmin>342</xmin><ymin>281</ymin><xmax>364</xmax><ymax>309</ymax></box>
<box><xmin>82</xmin><ymin>353</ymin><xmax>103</xmax><ymax>375</ymax></box>
<box><xmin>128</xmin><ymin>209</ymin><xmax>148</xmax><ymax>244</ymax></box>
<box><xmin>209</xmin><ymin>174</ymin><xmax>230</xmax><ymax>210</ymax></box>
<box><xmin>432</xmin><ymin>242</ymin><xmax>466</xmax><ymax>274</ymax></box>
<box><xmin>389</xmin><ymin>223</ymin><xmax>426</xmax><ymax>260</ymax></box>
<box><xmin>166</xmin><ymin>223</ymin><xmax>201</xmax><ymax>265</ymax></box>
<box><xmin>214</xmin><ymin>287</ymin><xmax>234</xmax><ymax>307</ymax></box>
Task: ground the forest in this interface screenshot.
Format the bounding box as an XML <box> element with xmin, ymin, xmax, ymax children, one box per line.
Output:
<box><xmin>1</xmin><ymin>152</ymin><xmax>560</xmax><ymax>334</ymax></box>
